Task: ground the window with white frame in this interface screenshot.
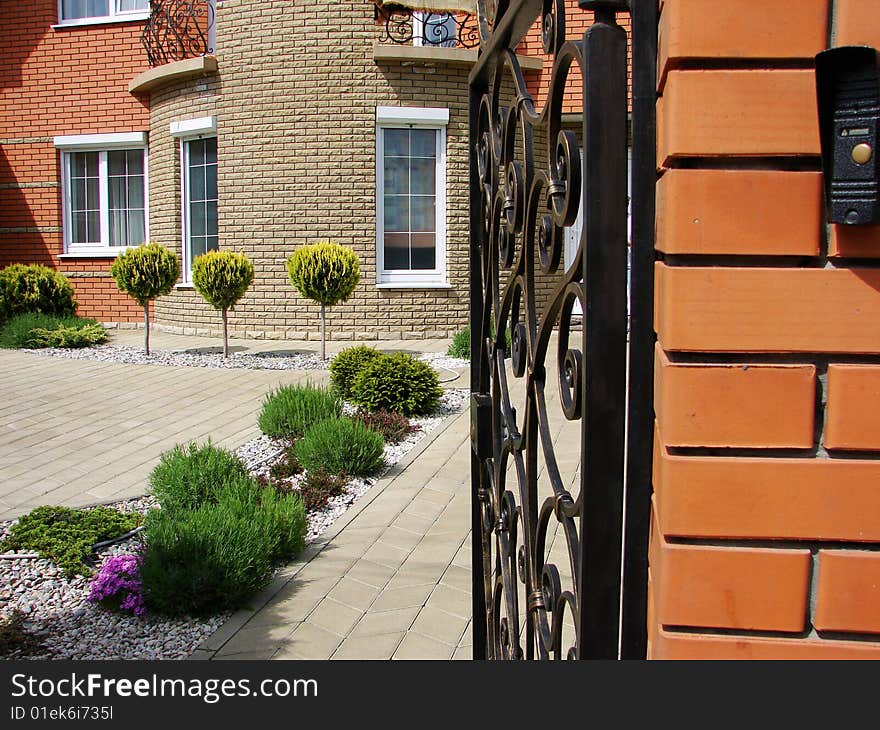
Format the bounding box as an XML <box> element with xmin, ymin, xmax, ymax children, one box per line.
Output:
<box><xmin>59</xmin><ymin>0</ymin><xmax>149</xmax><ymax>23</ymax></box>
<box><xmin>55</xmin><ymin>133</ymin><xmax>148</xmax><ymax>254</ymax></box>
<box><xmin>172</xmin><ymin>117</ymin><xmax>218</xmax><ymax>282</ymax></box>
<box><xmin>376</xmin><ymin>107</ymin><xmax>448</xmax><ymax>287</ymax></box>
<box><xmin>413</xmin><ymin>12</ymin><xmax>457</xmax><ymax>48</ymax></box>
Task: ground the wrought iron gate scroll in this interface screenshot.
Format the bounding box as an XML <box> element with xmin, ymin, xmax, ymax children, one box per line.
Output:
<box><xmin>469</xmin><ymin>0</ymin><xmax>656</xmax><ymax>660</ymax></box>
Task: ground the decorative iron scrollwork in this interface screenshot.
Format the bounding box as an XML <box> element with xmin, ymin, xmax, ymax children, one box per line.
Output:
<box><xmin>378</xmin><ymin>7</ymin><xmax>480</xmax><ymax>49</ymax></box>
<box><xmin>141</xmin><ymin>0</ymin><xmax>215</xmax><ymax>67</ymax></box>
<box><xmin>470</xmin><ymin>0</ymin><xmax>630</xmax><ymax>660</ymax></box>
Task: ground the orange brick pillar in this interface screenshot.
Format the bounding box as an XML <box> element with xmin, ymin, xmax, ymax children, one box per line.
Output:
<box><xmin>648</xmin><ymin>0</ymin><xmax>880</xmax><ymax>658</ymax></box>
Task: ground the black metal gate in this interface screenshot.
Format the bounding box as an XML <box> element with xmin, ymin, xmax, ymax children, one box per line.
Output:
<box><xmin>469</xmin><ymin>0</ymin><xmax>656</xmax><ymax>660</ymax></box>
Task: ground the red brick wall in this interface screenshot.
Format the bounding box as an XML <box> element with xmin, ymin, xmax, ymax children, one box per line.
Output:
<box><xmin>0</xmin><ymin>0</ymin><xmax>149</xmax><ymax>321</ymax></box>
<box><xmin>650</xmin><ymin>0</ymin><xmax>880</xmax><ymax>659</ymax></box>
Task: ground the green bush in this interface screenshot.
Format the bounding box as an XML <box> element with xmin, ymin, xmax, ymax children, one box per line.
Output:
<box><xmin>110</xmin><ymin>243</ymin><xmax>179</xmax><ymax>354</ymax></box>
<box><xmin>140</xmin><ymin>482</ymin><xmax>306</xmax><ymax>616</ymax></box>
<box><xmin>0</xmin><ymin>264</ymin><xmax>76</xmax><ymax>322</ymax></box>
<box><xmin>329</xmin><ymin>345</ymin><xmax>382</xmax><ymax>398</ymax></box>
<box><xmin>294</xmin><ymin>417</ymin><xmax>385</xmax><ymax>477</ymax></box>
<box><xmin>0</xmin><ymin>313</ymin><xmax>106</xmax><ymax>349</ymax></box>
<box><xmin>354</xmin><ymin>409</ymin><xmax>419</xmax><ymax>444</ymax></box>
<box><xmin>258</xmin><ymin>382</ymin><xmax>341</xmax><ymax>440</ymax></box>
<box><xmin>298</xmin><ymin>467</ymin><xmax>347</xmax><ymax>511</ymax></box>
<box><xmin>349</xmin><ymin>353</ymin><xmax>443</xmax><ymax>416</ymax></box>
<box><xmin>0</xmin><ymin>505</ymin><xmax>141</xmax><ymax>577</ymax></box>
<box><xmin>149</xmin><ymin>441</ymin><xmax>250</xmax><ymax>514</ymax></box>
<box><xmin>191</xmin><ymin>251</ymin><xmax>255</xmax><ymax>357</ymax></box>
<box><xmin>447</xmin><ymin>323</ymin><xmax>511</xmax><ymax>359</ymax></box>
<box><xmin>286</xmin><ymin>240</ymin><xmax>360</xmax><ymax>359</ymax></box>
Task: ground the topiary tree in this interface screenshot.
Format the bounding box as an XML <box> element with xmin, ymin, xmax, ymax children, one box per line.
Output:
<box><xmin>0</xmin><ymin>263</ymin><xmax>76</xmax><ymax>322</ymax></box>
<box><xmin>110</xmin><ymin>243</ymin><xmax>179</xmax><ymax>355</ymax></box>
<box><xmin>286</xmin><ymin>240</ymin><xmax>360</xmax><ymax>360</ymax></box>
<box><xmin>191</xmin><ymin>250</ymin><xmax>254</xmax><ymax>357</ymax></box>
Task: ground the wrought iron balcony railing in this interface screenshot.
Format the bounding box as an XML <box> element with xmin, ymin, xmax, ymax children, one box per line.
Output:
<box><xmin>141</xmin><ymin>0</ymin><xmax>216</xmax><ymax>68</ymax></box>
<box><xmin>377</xmin><ymin>6</ymin><xmax>479</xmax><ymax>50</ymax></box>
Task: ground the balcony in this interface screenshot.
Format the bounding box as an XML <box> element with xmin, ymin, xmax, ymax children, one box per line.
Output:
<box><xmin>141</xmin><ymin>0</ymin><xmax>216</xmax><ymax>68</ymax></box>
<box><xmin>376</xmin><ymin>5</ymin><xmax>480</xmax><ymax>50</ymax></box>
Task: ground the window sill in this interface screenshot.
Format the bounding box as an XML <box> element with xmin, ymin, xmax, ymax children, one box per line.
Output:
<box><xmin>59</xmin><ymin>250</ymin><xmax>131</xmax><ymax>259</ymax></box>
<box><xmin>376</xmin><ymin>281</ymin><xmax>452</xmax><ymax>289</ymax></box>
<box><xmin>53</xmin><ymin>12</ymin><xmax>150</xmax><ymax>30</ymax></box>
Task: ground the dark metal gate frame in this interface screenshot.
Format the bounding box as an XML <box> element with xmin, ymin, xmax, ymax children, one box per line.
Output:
<box><xmin>469</xmin><ymin>0</ymin><xmax>656</xmax><ymax>659</ymax></box>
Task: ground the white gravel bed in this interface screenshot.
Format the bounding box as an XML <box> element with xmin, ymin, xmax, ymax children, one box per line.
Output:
<box><xmin>0</xmin><ymin>390</ymin><xmax>468</xmax><ymax>660</ymax></box>
<box><xmin>26</xmin><ymin>343</ymin><xmax>472</xmax><ymax>373</ymax></box>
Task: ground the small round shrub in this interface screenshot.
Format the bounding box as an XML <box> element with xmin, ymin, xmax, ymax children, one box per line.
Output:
<box><xmin>149</xmin><ymin>441</ymin><xmax>250</xmax><ymax>514</ymax></box>
<box><xmin>354</xmin><ymin>409</ymin><xmax>419</xmax><ymax>444</ymax></box>
<box><xmin>294</xmin><ymin>417</ymin><xmax>385</xmax><ymax>477</ymax></box>
<box><xmin>0</xmin><ymin>264</ymin><xmax>76</xmax><ymax>322</ymax></box>
<box><xmin>0</xmin><ymin>313</ymin><xmax>106</xmax><ymax>349</ymax></box>
<box><xmin>349</xmin><ymin>353</ymin><xmax>443</xmax><ymax>416</ymax></box>
<box><xmin>298</xmin><ymin>467</ymin><xmax>347</xmax><ymax>511</ymax></box>
<box><xmin>258</xmin><ymin>382</ymin><xmax>341</xmax><ymax>440</ymax></box>
<box><xmin>191</xmin><ymin>251</ymin><xmax>255</xmax><ymax>357</ymax></box>
<box><xmin>329</xmin><ymin>345</ymin><xmax>382</xmax><ymax>398</ymax></box>
<box><xmin>140</xmin><ymin>482</ymin><xmax>306</xmax><ymax>616</ymax></box>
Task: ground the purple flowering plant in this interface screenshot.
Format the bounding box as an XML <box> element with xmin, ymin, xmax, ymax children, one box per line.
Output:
<box><xmin>87</xmin><ymin>553</ymin><xmax>146</xmax><ymax>617</ymax></box>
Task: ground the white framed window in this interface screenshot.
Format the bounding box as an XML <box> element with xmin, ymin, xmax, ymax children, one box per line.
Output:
<box><xmin>58</xmin><ymin>0</ymin><xmax>149</xmax><ymax>24</ymax></box>
<box><xmin>414</xmin><ymin>12</ymin><xmax>457</xmax><ymax>48</ymax></box>
<box><xmin>55</xmin><ymin>132</ymin><xmax>148</xmax><ymax>256</ymax></box>
<box><xmin>172</xmin><ymin>116</ymin><xmax>218</xmax><ymax>283</ymax></box>
<box><xmin>376</xmin><ymin>106</ymin><xmax>448</xmax><ymax>288</ymax></box>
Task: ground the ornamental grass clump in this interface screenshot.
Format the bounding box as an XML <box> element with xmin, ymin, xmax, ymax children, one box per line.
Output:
<box><xmin>149</xmin><ymin>441</ymin><xmax>250</xmax><ymax>514</ymax></box>
<box><xmin>110</xmin><ymin>243</ymin><xmax>179</xmax><ymax>355</ymax></box>
<box><xmin>257</xmin><ymin>382</ymin><xmax>341</xmax><ymax>441</ymax></box>
<box><xmin>329</xmin><ymin>345</ymin><xmax>382</xmax><ymax>398</ymax></box>
<box><xmin>191</xmin><ymin>250</ymin><xmax>255</xmax><ymax>357</ymax></box>
<box><xmin>87</xmin><ymin>553</ymin><xmax>146</xmax><ymax>617</ymax></box>
<box><xmin>0</xmin><ymin>505</ymin><xmax>141</xmax><ymax>577</ymax></box>
<box><xmin>286</xmin><ymin>240</ymin><xmax>360</xmax><ymax>360</ymax></box>
<box><xmin>349</xmin><ymin>352</ymin><xmax>442</xmax><ymax>416</ymax></box>
<box><xmin>0</xmin><ymin>263</ymin><xmax>76</xmax><ymax>323</ymax></box>
<box><xmin>294</xmin><ymin>416</ymin><xmax>385</xmax><ymax>477</ymax></box>
<box><xmin>0</xmin><ymin>313</ymin><xmax>106</xmax><ymax>349</ymax></box>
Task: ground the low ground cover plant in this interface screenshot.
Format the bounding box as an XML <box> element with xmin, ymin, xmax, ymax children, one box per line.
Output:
<box><xmin>269</xmin><ymin>443</ymin><xmax>303</xmax><ymax>480</ymax></box>
<box><xmin>149</xmin><ymin>441</ymin><xmax>251</xmax><ymax>514</ymax></box>
<box><xmin>297</xmin><ymin>467</ymin><xmax>347</xmax><ymax>511</ymax></box>
<box><xmin>294</xmin><ymin>416</ymin><xmax>385</xmax><ymax>477</ymax></box>
<box><xmin>0</xmin><ymin>313</ymin><xmax>106</xmax><ymax>349</ymax></box>
<box><xmin>286</xmin><ymin>240</ymin><xmax>360</xmax><ymax>360</ymax></box>
<box><xmin>349</xmin><ymin>352</ymin><xmax>442</xmax><ymax>416</ymax></box>
<box><xmin>191</xmin><ymin>250</ymin><xmax>254</xmax><ymax>357</ymax></box>
<box><xmin>0</xmin><ymin>263</ymin><xmax>76</xmax><ymax>322</ymax></box>
<box><xmin>258</xmin><ymin>382</ymin><xmax>341</xmax><ymax>440</ymax></box>
<box><xmin>110</xmin><ymin>243</ymin><xmax>179</xmax><ymax>355</ymax></box>
<box><xmin>87</xmin><ymin>553</ymin><xmax>145</xmax><ymax>617</ymax></box>
<box><xmin>329</xmin><ymin>345</ymin><xmax>382</xmax><ymax>398</ymax></box>
<box><xmin>354</xmin><ymin>409</ymin><xmax>419</xmax><ymax>444</ymax></box>
<box><xmin>0</xmin><ymin>506</ymin><xmax>141</xmax><ymax>577</ymax></box>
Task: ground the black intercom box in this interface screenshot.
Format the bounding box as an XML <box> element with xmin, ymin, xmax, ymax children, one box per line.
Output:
<box><xmin>816</xmin><ymin>46</ymin><xmax>880</xmax><ymax>225</ymax></box>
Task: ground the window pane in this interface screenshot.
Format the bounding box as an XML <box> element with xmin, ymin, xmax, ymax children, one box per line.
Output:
<box><xmin>109</xmin><ymin>210</ymin><xmax>126</xmax><ymax>247</ymax></box>
<box><xmin>191</xmin><ymin>236</ymin><xmax>207</xmax><ymax>261</ymax></box>
<box><xmin>190</xmin><ymin>168</ymin><xmax>206</xmax><ymax>200</ymax></box>
<box><xmin>189</xmin><ymin>140</ymin><xmax>205</xmax><ymax>166</ymax></box>
<box><xmin>410</xmin><ymin>129</ymin><xmax>436</xmax><ymax>158</ymax></box>
<box><xmin>410</xmin><ymin>157</ymin><xmax>435</xmax><ymax>195</ymax></box>
<box><xmin>127</xmin><ymin>210</ymin><xmax>145</xmax><ymax>246</ymax></box>
<box><xmin>384</xmin><ymin>129</ymin><xmax>409</xmax><ymax>157</ymax></box>
<box><xmin>86</xmin><ymin>211</ymin><xmax>100</xmax><ymax>242</ymax></box>
<box><xmin>384</xmin><ymin>157</ymin><xmax>408</xmax><ymax>196</ymax></box>
<box><xmin>206</xmin><ymin>201</ymin><xmax>218</xmax><ymax>237</ymax></box>
<box><xmin>117</xmin><ymin>0</ymin><xmax>148</xmax><ymax>11</ymax></box>
<box><xmin>63</xmin><ymin>0</ymin><xmax>109</xmax><ymax>19</ymax></box>
<box><xmin>411</xmin><ymin>196</ymin><xmax>435</xmax><ymax>231</ymax></box>
<box><xmin>108</xmin><ymin>150</ymin><xmax>126</xmax><ymax>176</ymax></box>
<box><xmin>128</xmin><ymin>176</ymin><xmax>144</xmax><ymax>209</ymax></box>
<box><xmin>108</xmin><ymin>176</ymin><xmax>126</xmax><ymax>209</ymax></box>
<box><xmin>190</xmin><ymin>202</ymin><xmax>206</xmax><ymax>236</ymax></box>
<box><xmin>384</xmin><ymin>233</ymin><xmax>409</xmax><ymax>270</ymax></box>
<box><xmin>384</xmin><ymin>196</ymin><xmax>408</xmax><ymax>231</ymax></box>
<box><xmin>411</xmin><ymin>233</ymin><xmax>436</xmax><ymax>269</ymax></box>
<box><xmin>206</xmin><ymin>236</ymin><xmax>219</xmax><ymax>253</ymax></box>
<box><xmin>204</xmin><ymin>137</ymin><xmax>217</xmax><ymax>165</ymax></box>
<box><xmin>86</xmin><ymin>178</ymin><xmax>100</xmax><ymax>209</ymax></box>
<box><xmin>72</xmin><ymin>212</ymin><xmax>87</xmax><ymax>244</ymax></box>
<box><xmin>205</xmin><ymin>163</ymin><xmax>217</xmax><ymax>199</ymax></box>
<box><xmin>71</xmin><ymin>178</ymin><xmax>86</xmax><ymax>211</ymax></box>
